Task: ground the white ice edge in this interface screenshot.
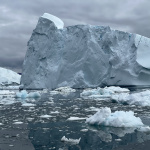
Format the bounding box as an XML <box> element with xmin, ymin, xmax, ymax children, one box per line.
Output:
<box><xmin>41</xmin><ymin>13</ymin><xmax>64</xmax><ymax>29</ymax></box>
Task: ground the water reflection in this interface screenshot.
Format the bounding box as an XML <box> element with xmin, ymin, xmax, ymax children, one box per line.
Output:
<box><xmin>0</xmin><ymin>89</ymin><xmax>150</xmax><ymax>150</ymax></box>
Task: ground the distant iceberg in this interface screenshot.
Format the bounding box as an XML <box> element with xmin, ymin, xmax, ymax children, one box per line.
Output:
<box><xmin>0</xmin><ymin>67</ymin><xmax>20</xmax><ymax>86</ymax></box>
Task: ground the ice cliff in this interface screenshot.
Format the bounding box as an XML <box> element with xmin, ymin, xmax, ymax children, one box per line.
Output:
<box><xmin>0</xmin><ymin>67</ymin><xmax>20</xmax><ymax>86</ymax></box>
<box><xmin>21</xmin><ymin>13</ymin><xmax>150</xmax><ymax>89</ymax></box>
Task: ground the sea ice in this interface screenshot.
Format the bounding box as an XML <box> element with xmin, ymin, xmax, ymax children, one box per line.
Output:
<box><xmin>22</xmin><ymin>103</ymin><xmax>35</xmax><ymax>107</ymax></box>
<box><xmin>67</xmin><ymin>117</ymin><xmax>86</xmax><ymax>121</ymax></box>
<box><xmin>112</xmin><ymin>90</ymin><xmax>150</xmax><ymax>106</ymax></box>
<box><xmin>39</xmin><ymin>115</ymin><xmax>52</xmax><ymax>118</ymax></box>
<box><xmin>15</xmin><ymin>90</ymin><xmax>40</xmax><ymax>99</ymax></box>
<box><xmin>80</xmin><ymin>86</ymin><xmax>129</xmax><ymax>100</ymax></box>
<box><xmin>61</xmin><ymin>136</ymin><xmax>81</xmax><ymax>145</ymax></box>
<box><xmin>50</xmin><ymin>86</ymin><xmax>76</xmax><ymax>96</ymax></box>
<box><xmin>86</xmin><ymin>107</ymin><xmax>144</xmax><ymax>127</ymax></box>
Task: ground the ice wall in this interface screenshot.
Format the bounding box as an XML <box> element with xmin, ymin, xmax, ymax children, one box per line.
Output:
<box><xmin>21</xmin><ymin>13</ymin><xmax>150</xmax><ymax>89</ymax></box>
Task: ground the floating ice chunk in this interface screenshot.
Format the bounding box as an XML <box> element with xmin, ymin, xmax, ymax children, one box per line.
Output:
<box><xmin>28</xmin><ymin>92</ymin><xmax>40</xmax><ymax>98</ymax></box>
<box><xmin>86</xmin><ymin>107</ymin><xmax>144</xmax><ymax>127</ymax></box>
<box><xmin>80</xmin><ymin>129</ymin><xmax>88</xmax><ymax>132</ymax></box>
<box><xmin>15</xmin><ymin>90</ymin><xmax>40</xmax><ymax>99</ymax></box>
<box><xmin>15</xmin><ymin>90</ymin><xmax>28</xmax><ymax>98</ymax></box>
<box><xmin>41</xmin><ymin>13</ymin><xmax>64</xmax><ymax>29</ymax></box>
<box><xmin>40</xmin><ymin>115</ymin><xmax>52</xmax><ymax>118</ymax></box>
<box><xmin>22</xmin><ymin>103</ymin><xmax>35</xmax><ymax>107</ymax></box>
<box><xmin>0</xmin><ymin>90</ymin><xmax>15</xmax><ymax>95</ymax></box>
<box><xmin>67</xmin><ymin>117</ymin><xmax>86</xmax><ymax>121</ymax></box>
<box><xmin>112</xmin><ymin>90</ymin><xmax>150</xmax><ymax>106</ymax></box>
<box><xmin>0</xmin><ymin>98</ymin><xmax>16</xmax><ymax>105</ymax></box>
<box><xmin>13</xmin><ymin>121</ymin><xmax>23</xmax><ymax>124</ymax></box>
<box><xmin>55</xmin><ymin>86</ymin><xmax>76</xmax><ymax>93</ymax></box>
<box><xmin>80</xmin><ymin>86</ymin><xmax>128</xmax><ymax>100</ymax></box>
<box><xmin>86</xmin><ymin>107</ymin><xmax>111</xmax><ymax>125</ymax></box>
<box><xmin>50</xmin><ymin>86</ymin><xmax>76</xmax><ymax>96</ymax></box>
<box><xmin>61</xmin><ymin>136</ymin><xmax>81</xmax><ymax>145</ymax></box>
<box><xmin>138</xmin><ymin>126</ymin><xmax>150</xmax><ymax>132</ymax></box>
<box><xmin>104</xmin><ymin>86</ymin><xmax>129</xmax><ymax>93</ymax></box>
<box><xmin>50</xmin><ymin>111</ymin><xmax>59</xmax><ymax>114</ymax></box>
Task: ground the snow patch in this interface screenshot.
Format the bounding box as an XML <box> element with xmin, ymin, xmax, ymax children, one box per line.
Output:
<box><xmin>41</xmin><ymin>13</ymin><xmax>64</xmax><ymax>29</ymax></box>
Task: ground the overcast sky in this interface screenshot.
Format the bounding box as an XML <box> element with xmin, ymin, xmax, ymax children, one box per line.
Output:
<box><xmin>0</xmin><ymin>0</ymin><xmax>150</xmax><ymax>72</ymax></box>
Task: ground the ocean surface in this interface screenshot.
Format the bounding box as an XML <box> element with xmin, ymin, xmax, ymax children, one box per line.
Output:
<box><xmin>0</xmin><ymin>87</ymin><xmax>150</xmax><ymax>150</ymax></box>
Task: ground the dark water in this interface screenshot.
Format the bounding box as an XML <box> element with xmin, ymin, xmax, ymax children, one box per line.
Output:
<box><xmin>0</xmin><ymin>89</ymin><xmax>150</xmax><ymax>150</ymax></box>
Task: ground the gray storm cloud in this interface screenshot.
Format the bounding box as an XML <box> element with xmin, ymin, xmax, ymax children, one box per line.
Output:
<box><xmin>0</xmin><ymin>0</ymin><xmax>150</xmax><ymax>72</ymax></box>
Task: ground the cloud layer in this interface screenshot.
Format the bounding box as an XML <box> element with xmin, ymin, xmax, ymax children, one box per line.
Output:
<box><xmin>0</xmin><ymin>0</ymin><xmax>150</xmax><ymax>72</ymax></box>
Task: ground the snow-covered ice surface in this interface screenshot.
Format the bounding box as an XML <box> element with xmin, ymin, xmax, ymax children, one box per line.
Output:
<box><xmin>0</xmin><ymin>67</ymin><xmax>20</xmax><ymax>86</ymax></box>
<box><xmin>1</xmin><ymin>88</ymin><xmax>150</xmax><ymax>149</ymax></box>
<box><xmin>135</xmin><ymin>34</ymin><xmax>150</xmax><ymax>69</ymax></box>
<box><xmin>86</xmin><ymin>107</ymin><xmax>144</xmax><ymax>127</ymax></box>
<box><xmin>41</xmin><ymin>13</ymin><xmax>64</xmax><ymax>29</ymax></box>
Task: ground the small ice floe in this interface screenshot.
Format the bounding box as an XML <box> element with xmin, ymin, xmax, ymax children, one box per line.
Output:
<box><xmin>50</xmin><ymin>111</ymin><xmax>59</xmax><ymax>114</ymax></box>
<box><xmin>80</xmin><ymin>86</ymin><xmax>129</xmax><ymax>100</ymax></box>
<box><xmin>13</xmin><ymin>121</ymin><xmax>23</xmax><ymax>124</ymax></box>
<box><xmin>50</xmin><ymin>86</ymin><xmax>76</xmax><ymax>95</ymax></box>
<box><xmin>85</xmin><ymin>107</ymin><xmax>100</xmax><ymax>112</ymax></box>
<box><xmin>67</xmin><ymin>117</ymin><xmax>86</xmax><ymax>121</ymax></box>
<box><xmin>26</xmin><ymin>118</ymin><xmax>34</xmax><ymax>121</ymax></box>
<box><xmin>40</xmin><ymin>115</ymin><xmax>52</xmax><ymax>118</ymax></box>
<box><xmin>112</xmin><ymin>90</ymin><xmax>150</xmax><ymax>106</ymax></box>
<box><xmin>115</xmin><ymin>139</ymin><xmax>122</xmax><ymax>142</ymax></box>
<box><xmin>104</xmin><ymin>86</ymin><xmax>129</xmax><ymax>93</ymax></box>
<box><xmin>0</xmin><ymin>90</ymin><xmax>15</xmax><ymax>95</ymax></box>
<box><xmin>0</xmin><ymin>86</ymin><xmax>20</xmax><ymax>90</ymax></box>
<box><xmin>0</xmin><ymin>123</ymin><xmax>3</xmax><ymax>125</ymax></box>
<box><xmin>86</xmin><ymin>107</ymin><xmax>144</xmax><ymax>128</ymax></box>
<box><xmin>22</xmin><ymin>103</ymin><xmax>35</xmax><ymax>107</ymax></box>
<box><xmin>0</xmin><ymin>98</ymin><xmax>16</xmax><ymax>105</ymax></box>
<box><xmin>137</xmin><ymin>126</ymin><xmax>150</xmax><ymax>132</ymax></box>
<box><xmin>15</xmin><ymin>90</ymin><xmax>40</xmax><ymax>99</ymax></box>
<box><xmin>80</xmin><ymin>129</ymin><xmax>88</xmax><ymax>132</ymax></box>
<box><xmin>61</xmin><ymin>136</ymin><xmax>81</xmax><ymax>145</ymax></box>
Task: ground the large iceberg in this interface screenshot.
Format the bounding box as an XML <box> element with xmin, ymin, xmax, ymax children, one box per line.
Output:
<box><xmin>21</xmin><ymin>13</ymin><xmax>150</xmax><ymax>89</ymax></box>
<box><xmin>0</xmin><ymin>67</ymin><xmax>21</xmax><ymax>86</ymax></box>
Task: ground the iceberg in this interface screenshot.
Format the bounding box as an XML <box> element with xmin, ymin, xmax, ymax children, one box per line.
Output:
<box><xmin>21</xmin><ymin>13</ymin><xmax>150</xmax><ymax>89</ymax></box>
<box><xmin>15</xmin><ymin>90</ymin><xmax>40</xmax><ymax>99</ymax></box>
<box><xmin>86</xmin><ymin>107</ymin><xmax>144</xmax><ymax>127</ymax></box>
<box><xmin>0</xmin><ymin>67</ymin><xmax>20</xmax><ymax>86</ymax></box>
